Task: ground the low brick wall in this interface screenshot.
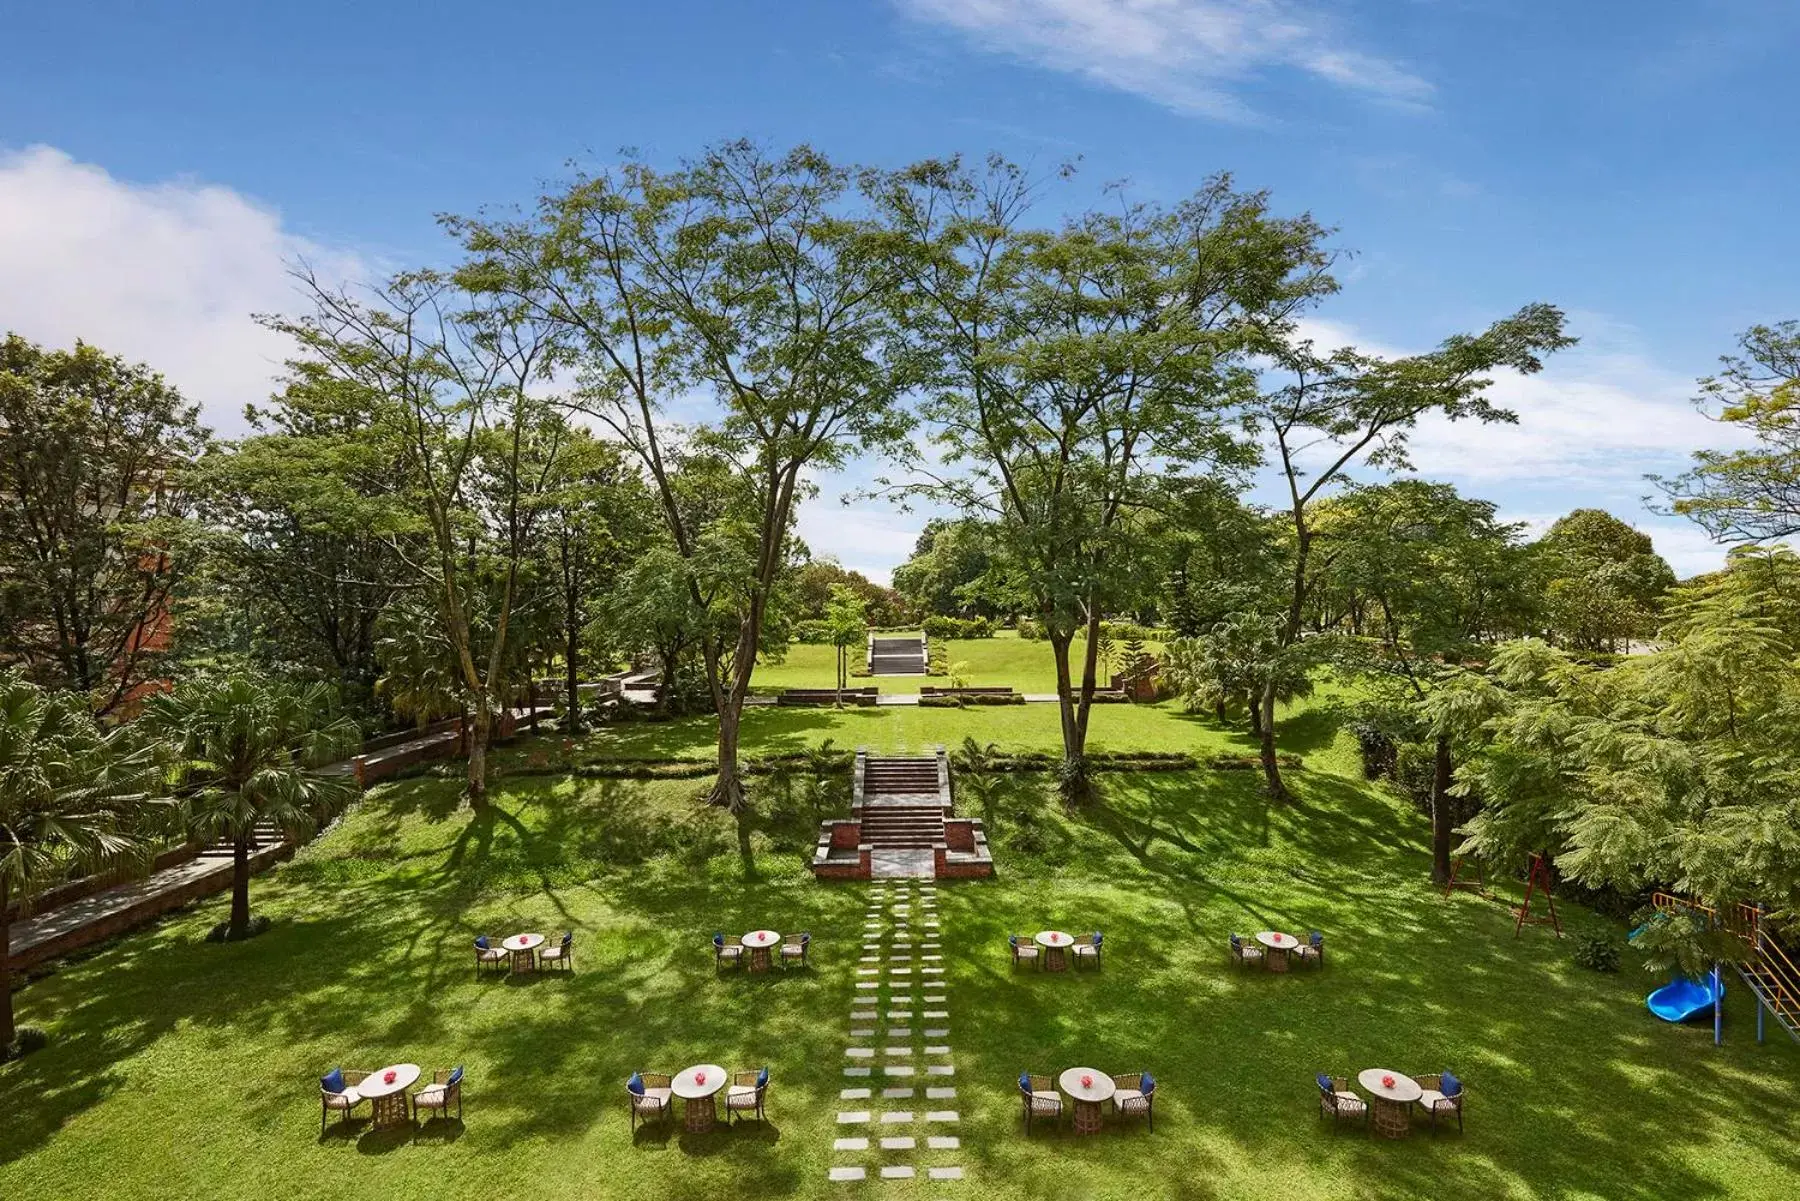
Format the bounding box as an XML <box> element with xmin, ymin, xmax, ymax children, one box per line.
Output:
<box><xmin>4</xmin><ymin>840</ymin><xmax>204</xmax><ymax>923</ymax></box>
<box><xmin>828</xmin><ymin>821</ymin><xmax>863</xmax><ymax>850</ymax></box>
<box><xmin>944</xmin><ymin>820</ymin><xmax>977</xmax><ymax>852</ymax></box>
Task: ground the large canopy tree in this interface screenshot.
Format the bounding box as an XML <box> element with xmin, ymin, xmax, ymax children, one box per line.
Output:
<box><xmin>869</xmin><ymin>160</ymin><xmax>1330</xmax><ymax>802</ymax></box>
<box><xmin>1246</xmin><ymin>303</ymin><xmax>1574</xmax><ymax>801</ymax></box>
<box><xmin>0</xmin><ymin>670</ymin><xmax>163</xmax><ymax>1049</ymax></box>
<box><xmin>450</xmin><ymin>141</ymin><xmax>914</xmax><ymax>812</ymax></box>
<box><xmin>1534</xmin><ymin>508</ymin><xmax>1675</xmax><ymax>653</ymax></box>
<box><xmin>0</xmin><ymin>334</ymin><xmax>209</xmax><ymax>716</ymax></box>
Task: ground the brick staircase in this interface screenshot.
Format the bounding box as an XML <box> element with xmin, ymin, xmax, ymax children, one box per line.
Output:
<box><xmin>811</xmin><ymin>747</ymin><xmax>993</xmax><ymax>881</ymax></box>
<box><xmin>868</xmin><ymin>633</ymin><xmax>928</xmax><ymax>676</ymax></box>
<box><xmin>197</xmin><ymin>821</ymin><xmax>283</xmax><ymax>858</ymax></box>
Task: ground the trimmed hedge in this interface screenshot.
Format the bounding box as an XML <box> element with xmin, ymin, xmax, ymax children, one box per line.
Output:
<box><xmin>1206</xmin><ymin>752</ymin><xmax>1304</xmax><ymax>771</ymax></box>
<box><xmin>921</xmin><ymin>615</ymin><xmax>995</xmax><ymax>640</ymax></box>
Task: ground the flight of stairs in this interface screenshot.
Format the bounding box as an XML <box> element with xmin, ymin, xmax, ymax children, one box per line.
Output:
<box><xmin>197</xmin><ymin>821</ymin><xmax>282</xmax><ymax>858</ymax></box>
<box><xmin>810</xmin><ymin>747</ymin><xmax>993</xmax><ymax>880</ymax></box>
<box><xmin>868</xmin><ymin>634</ymin><xmax>927</xmax><ymax>676</ymax></box>
<box><xmin>861</xmin><ymin>756</ymin><xmax>948</xmax><ymax>854</ymax></box>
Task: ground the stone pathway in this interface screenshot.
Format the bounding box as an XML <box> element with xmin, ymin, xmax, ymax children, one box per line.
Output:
<box><xmin>830</xmin><ymin>881</ymin><xmax>964</xmax><ymax>1184</ymax></box>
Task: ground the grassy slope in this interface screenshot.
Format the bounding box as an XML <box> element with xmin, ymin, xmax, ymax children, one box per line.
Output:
<box><xmin>3</xmin><ymin>708</ymin><xmax>1799</xmax><ymax>1200</ymax></box>
<box><xmin>751</xmin><ymin>630</ymin><xmax>1163</xmax><ymax>696</ymax></box>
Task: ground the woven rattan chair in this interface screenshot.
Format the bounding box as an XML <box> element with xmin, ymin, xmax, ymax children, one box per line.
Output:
<box><xmin>1111</xmin><ymin>1071</ymin><xmax>1155</xmax><ymax>1131</ymax></box>
<box><xmin>627</xmin><ymin>1071</ymin><xmax>674</xmax><ymax>1131</ymax></box>
<box><xmin>539</xmin><ymin>931</ymin><xmax>574</xmax><ymax>972</ymax></box>
<box><xmin>1019</xmin><ymin>1072</ymin><xmax>1061</xmax><ymax>1133</ymax></box>
<box><xmin>1230</xmin><ymin>933</ymin><xmax>1264</xmax><ymax>969</ymax></box>
<box><xmin>1316</xmin><ymin>1074</ymin><xmax>1368</xmax><ymax>1130</ymax></box>
<box><xmin>781</xmin><ymin>932</ymin><xmax>811</xmax><ymax>968</ymax></box>
<box><xmin>319</xmin><ymin>1068</ymin><xmax>370</xmax><ymax>1134</ymax></box>
<box><xmin>473</xmin><ymin>935</ymin><xmax>507</xmax><ymax>976</ymax></box>
<box><xmin>726</xmin><ymin>1067</ymin><xmax>769</xmax><ymax>1123</ymax></box>
<box><xmin>714</xmin><ymin>932</ymin><xmax>743</xmax><ymax>971</ymax></box>
<box><xmin>1072</xmin><ymin>932</ymin><xmax>1103</xmax><ymax>969</ymax></box>
<box><xmin>1009</xmin><ymin>934</ymin><xmax>1040</xmax><ymax>970</ymax></box>
<box><xmin>1414</xmin><ymin>1072</ymin><xmax>1465</xmax><ymax>1133</ymax></box>
<box><xmin>411</xmin><ymin>1066</ymin><xmax>464</xmax><ymax>1122</ymax></box>
<box><xmin>1295</xmin><ymin>930</ymin><xmax>1324</xmax><ymax>968</ymax></box>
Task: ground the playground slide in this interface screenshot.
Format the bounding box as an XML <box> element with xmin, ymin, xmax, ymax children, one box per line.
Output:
<box><xmin>1647</xmin><ymin>974</ymin><xmax>1724</xmax><ymax>1022</ymax></box>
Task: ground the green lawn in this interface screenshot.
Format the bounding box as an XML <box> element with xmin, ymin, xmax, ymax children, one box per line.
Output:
<box><xmin>4</xmin><ymin>705</ymin><xmax>1798</xmax><ymax>1200</ymax></box>
<box><xmin>752</xmin><ymin>630</ymin><xmax>1164</xmax><ymax>696</ymax></box>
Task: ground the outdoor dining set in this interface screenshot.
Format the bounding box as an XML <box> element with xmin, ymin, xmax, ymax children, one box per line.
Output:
<box><xmin>627</xmin><ymin>1064</ymin><xmax>770</xmax><ymax>1133</ymax></box>
<box><xmin>1231</xmin><ymin>930</ymin><xmax>1323</xmax><ymax>972</ymax></box>
<box><xmin>1019</xmin><ymin>1068</ymin><xmax>1155</xmax><ymax>1135</ymax></box>
<box><xmin>1318</xmin><ymin>1068</ymin><xmax>1466</xmax><ymax>1137</ymax></box>
<box><xmin>714</xmin><ymin>929</ymin><xmax>810</xmax><ymax>972</ymax></box>
<box><xmin>473</xmin><ymin>930</ymin><xmax>574</xmax><ymax>975</ymax></box>
<box><xmin>318</xmin><ymin>1063</ymin><xmax>464</xmax><ymax>1134</ymax></box>
<box><xmin>1008</xmin><ymin>930</ymin><xmax>1102</xmax><ymax>972</ymax></box>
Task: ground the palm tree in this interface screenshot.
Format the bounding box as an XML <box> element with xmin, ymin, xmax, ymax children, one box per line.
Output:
<box><xmin>144</xmin><ymin>674</ymin><xmax>360</xmax><ymax>941</ymax></box>
<box><xmin>1</xmin><ymin>671</ymin><xmax>163</xmax><ymax>1051</ymax></box>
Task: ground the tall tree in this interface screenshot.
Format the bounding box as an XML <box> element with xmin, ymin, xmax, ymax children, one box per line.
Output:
<box><xmin>871</xmin><ymin>161</ymin><xmax>1327</xmax><ymax>802</ymax></box>
<box><xmin>890</xmin><ymin>518</ymin><xmax>998</xmax><ymax>620</ymax></box>
<box><xmin>0</xmin><ymin>334</ymin><xmax>209</xmax><ymax>716</ymax></box>
<box><xmin>144</xmin><ymin>674</ymin><xmax>359</xmax><ymax>941</ymax></box>
<box><xmin>0</xmin><ymin>671</ymin><xmax>163</xmax><ymax>1049</ymax></box>
<box><xmin>1535</xmin><ymin>508</ymin><xmax>1675</xmax><ymax>652</ymax></box>
<box><xmin>1247</xmin><ymin>304</ymin><xmax>1574</xmax><ymax>801</ymax></box>
<box><xmin>824</xmin><ymin>583</ymin><xmax>870</xmax><ymax>699</ymax></box>
<box><xmin>451</xmin><ymin>142</ymin><xmax>913</xmax><ymax>812</ymax></box>
<box><xmin>265</xmin><ymin>270</ymin><xmax>563</xmax><ymax>807</ymax></box>
<box><xmin>1657</xmin><ymin>319</ymin><xmax>1800</xmax><ymax>542</ymax></box>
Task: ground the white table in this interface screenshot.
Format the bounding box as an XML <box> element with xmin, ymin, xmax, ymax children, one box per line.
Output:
<box><xmin>1256</xmin><ymin>930</ymin><xmax>1299</xmax><ymax>972</ymax></box>
<box><xmin>1059</xmin><ymin>1066</ymin><xmax>1116</xmax><ymax>1134</ymax></box>
<box><xmin>1358</xmin><ymin>1068</ymin><xmax>1422</xmax><ymax>1138</ymax></box>
<box><xmin>671</xmin><ymin>1063</ymin><xmax>727</xmax><ymax>1133</ymax></box>
<box><xmin>743</xmin><ymin>929</ymin><xmax>780</xmax><ymax>973</ymax></box>
<box><xmin>1036</xmin><ymin>930</ymin><xmax>1074</xmax><ymax>973</ymax></box>
<box><xmin>505</xmin><ymin>932</ymin><xmax>545</xmax><ymax>973</ymax></box>
<box><xmin>359</xmin><ymin>1062</ymin><xmax>420</xmax><ymax>1128</ymax></box>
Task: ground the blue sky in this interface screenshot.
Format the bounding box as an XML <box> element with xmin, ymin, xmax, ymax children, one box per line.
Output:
<box><xmin>3</xmin><ymin>0</ymin><xmax>1795</xmax><ymax>579</ymax></box>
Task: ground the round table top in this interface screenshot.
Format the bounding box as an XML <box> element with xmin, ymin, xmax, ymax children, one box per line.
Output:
<box><xmin>506</xmin><ymin>932</ymin><xmax>545</xmax><ymax>952</ymax></box>
<box><xmin>1059</xmin><ymin>1067</ymin><xmax>1116</xmax><ymax>1103</ymax></box>
<box><xmin>358</xmin><ymin>1063</ymin><xmax>420</xmax><ymax>1099</ymax></box>
<box><xmin>1358</xmin><ymin>1068</ymin><xmax>1422</xmax><ymax>1103</ymax></box>
<box><xmin>671</xmin><ymin>1064</ymin><xmax>728</xmax><ymax>1099</ymax></box>
<box><xmin>1256</xmin><ymin>931</ymin><xmax>1299</xmax><ymax>950</ymax></box>
<box><xmin>742</xmin><ymin>930</ymin><xmax>781</xmax><ymax>948</ymax></box>
<box><xmin>1035</xmin><ymin>930</ymin><xmax>1073</xmax><ymax>948</ymax></box>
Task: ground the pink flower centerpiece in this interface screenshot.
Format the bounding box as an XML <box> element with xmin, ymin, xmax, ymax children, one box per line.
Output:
<box><xmin>1381</xmin><ymin>1074</ymin><xmax>1395</xmax><ymax>1089</ymax></box>
<box><xmin>383</xmin><ymin>1070</ymin><xmax>397</xmax><ymax>1085</ymax></box>
<box><xmin>1080</xmin><ymin>1074</ymin><xmax>1093</xmax><ymax>1089</ymax></box>
<box><xmin>695</xmin><ymin>1072</ymin><xmax>707</xmax><ymax>1086</ymax></box>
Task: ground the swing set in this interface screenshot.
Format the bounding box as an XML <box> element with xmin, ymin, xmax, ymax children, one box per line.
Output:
<box><xmin>1443</xmin><ymin>850</ymin><xmax>1562</xmax><ymax>938</ymax></box>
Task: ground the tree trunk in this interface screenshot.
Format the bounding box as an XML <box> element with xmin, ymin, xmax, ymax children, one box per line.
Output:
<box><xmin>1430</xmin><ymin>734</ymin><xmax>1455</xmax><ymax>884</ymax></box>
<box><xmin>1246</xmin><ymin>691</ymin><xmax>1263</xmax><ymax>736</ymax></box>
<box><xmin>467</xmin><ymin>699</ymin><xmax>492</xmax><ymax>809</ymax></box>
<box><xmin>0</xmin><ymin>875</ymin><xmax>14</xmax><ymax>1049</ymax></box>
<box><xmin>1047</xmin><ymin>627</ymin><xmax>1092</xmax><ymax>806</ymax></box>
<box><xmin>565</xmin><ymin>617</ymin><xmax>583</xmax><ymax>737</ymax></box>
<box><xmin>230</xmin><ymin>834</ymin><xmax>251</xmax><ymax>937</ymax></box>
<box><xmin>1257</xmin><ymin>682</ymin><xmax>1290</xmax><ymax>802</ymax></box>
<box><xmin>710</xmin><ymin>700</ymin><xmax>747</xmax><ymax>814</ymax></box>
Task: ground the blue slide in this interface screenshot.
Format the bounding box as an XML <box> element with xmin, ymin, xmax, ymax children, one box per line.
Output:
<box><xmin>1647</xmin><ymin>973</ymin><xmax>1724</xmax><ymax>1022</ymax></box>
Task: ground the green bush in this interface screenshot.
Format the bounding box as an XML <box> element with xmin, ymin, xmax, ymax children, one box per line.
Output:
<box><xmin>918</xmin><ymin>694</ymin><xmax>964</xmax><ymax>709</ymax></box>
<box><xmin>921</xmin><ymin>615</ymin><xmax>994</xmax><ymax>640</ymax></box>
<box><xmin>966</xmin><ymin>692</ymin><xmax>1025</xmax><ymax>705</ymax></box>
<box><xmin>1206</xmin><ymin>752</ymin><xmax>1304</xmax><ymax>771</ymax></box>
<box><xmin>1017</xmin><ymin>618</ymin><xmax>1044</xmax><ymax>641</ymax></box>
<box><xmin>1101</xmin><ymin>620</ymin><xmax>1173</xmax><ymax>643</ymax></box>
<box><xmin>3</xmin><ymin>1026</ymin><xmax>48</xmax><ymax>1061</ymax></box>
<box><xmin>206</xmin><ymin>914</ymin><xmax>273</xmax><ymax>943</ymax></box>
<box><xmin>1572</xmin><ymin>931</ymin><xmax>1622</xmax><ymax>972</ymax></box>
<box><xmin>791</xmin><ymin>620</ymin><xmax>833</xmax><ymax>644</ymax></box>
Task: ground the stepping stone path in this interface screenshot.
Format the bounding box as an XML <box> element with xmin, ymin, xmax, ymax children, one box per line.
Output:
<box><xmin>832</xmin><ymin>882</ymin><xmax>963</xmax><ymax>1185</ymax></box>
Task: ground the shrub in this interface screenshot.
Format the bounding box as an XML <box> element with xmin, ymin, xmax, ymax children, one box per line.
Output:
<box><xmin>3</xmin><ymin>1026</ymin><xmax>49</xmax><ymax>1060</ymax></box>
<box><xmin>1088</xmin><ymin>690</ymin><xmax>1132</xmax><ymax>704</ymax></box>
<box><xmin>921</xmin><ymin>615</ymin><xmax>995</xmax><ymax>640</ymax></box>
<box><xmin>1572</xmin><ymin>931</ymin><xmax>1622</xmax><ymax>972</ymax></box>
<box><xmin>966</xmin><ymin>692</ymin><xmax>1025</xmax><ymax>705</ymax></box>
<box><xmin>1017</xmin><ymin>618</ymin><xmax>1044</xmax><ymax>641</ymax></box>
<box><xmin>791</xmin><ymin>620</ymin><xmax>833</xmax><ymax>644</ymax></box>
<box><xmin>1348</xmin><ymin>721</ymin><xmax>1397</xmax><ymax>780</ymax></box>
<box><xmin>1100</xmin><ymin>620</ymin><xmax>1173</xmax><ymax>643</ymax></box>
<box><xmin>1207</xmin><ymin>752</ymin><xmax>1304</xmax><ymax>771</ymax></box>
<box><xmin>918</xmin><ymin>694</ymin><xmax>964</xmax><ymax>709</ymax></box>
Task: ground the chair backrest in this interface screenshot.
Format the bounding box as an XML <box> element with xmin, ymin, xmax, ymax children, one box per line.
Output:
<box><xmin>1140</xmin><ymin>1072</ymin><xmax>1155</xmax><ymax>1095</ymax></box>
<box><xmin>561</xmin><ymin>931</ymin><xmax>573</xmax><ymax>947</ymax></box>
<box><xmin>713</xmin><ymin>932</ymin><xmax>724</xmax><ymax>948</ymax></box>
<box><xmin>1310</xmin><ymin>930</ymin><xmax>1323</xmax><ymax>947</ymax></box>
<box><xmin>1093</xmin><ymin>931</ymin><xmax>1103</xmax><ymax>946</ymax></box>
<box><xmin>321</xmin><ymin>1068</ymin><xmax>345</xmax><ymax>1094</ymax></box>
<box><xmin>726</xmin><ymin>934</ymin><xmax>741</xmax><ymax>947</ymax></box>
<box><xmin>1229</xmin><ymin>933</ymin><xmax>1243</xmax><ymax>949</ymax></box>
<box><xmin>800</xmin><ymin>932</ymin><xmax>810</xmax><ymax>945</ymax></box>
<box><xmin>447</xmin><ymin>1065</ymin><xmax>464</xmax><ymax>1088</ymax></box>
<box><xmin>1009</xmin><ymin>934</ymin><xmax>1020</xmax><ymax>947</ymax></box>
<box><xmin>627</xmin><ymin>1071</ymin><xmax>645</xmax><ymax>1096</ymax></box>
<box><xmin>474</xmin><ymin>935</ymin><xmax>489</xmax><ymax>950</ymax></box>
<box><xmin>757</xmin><ymin>1066</ymin><xmax>770</xmax><ymax>1089</ymax></box>
<box><xmin>1441</xmin><ymin>1070</ymin><xmax>1463</xmax><ymax>1097</ymax></box>
<box><xmin>1018</xmin><ymin>1072</ymin><xmax>1031</xmax><ymax>1097</ymax></box>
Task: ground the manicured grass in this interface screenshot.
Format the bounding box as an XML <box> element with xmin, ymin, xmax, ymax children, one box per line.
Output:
<box><xmin>752</xmin><ymin>630</ymin><xmax>1163</xmax><ymax>696</ymax></box>
<box><xmin>5</xmin><ymin>709</ymin><xmax>1799</xmax><ymax>1200</ymax></box>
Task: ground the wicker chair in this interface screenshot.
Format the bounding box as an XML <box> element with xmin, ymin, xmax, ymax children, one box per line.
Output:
<box><xmin>1019</xmin><ymin>1072</ymin><xmax>1061</xmax><ymax>1133</ymax></box>
<box><xmin>726</xmin><ymin>1067</ymin><xmax>770</xmax><ymax>1123</ymax></box>
<box><xmin>781</xmin><ymin>932</ymin><xmax>811</xmax><ymax>968</ymax></box>
<box><xmin>1414</xmin><ymin>1071</ymin><xmax>1465</xmax><ymax>1133</ymax></box>
<box><xmin>1230</xmin><ymin>933</ymin><xmax>1264</xmax><ymax>969</ymax></box>
<box><xmin>1009</xmin><ymin>934</ymin><xmax>1040</xmax><ymax>970</ymax></box>
<box><xmin>713</xmin><ymin>932</ymin><xmax>743</xmax><ymax>971</ymax></box>
<box><xmin>1295</xmin><ymin>930</ymin><xmax>1324</xmax><ymax>968</ymax></box>
<box><xmin>1316</xmin><ymin>1074</ymin><xmax>1368</xmax><ymax>1130</ymax></box>
<box><xmin>473</xmin><ymin>935</ymin><xmax>507</xmax><ymax>976</ymax></box>
<box><xmin>319</xmin><ymin>1068</ymin><xmax>370</xmax><ymax>1134</ymax></box>
<box><xmin>411</xmin><ymin>1066</ymin><xmax>464</xmax><ymax>1122</ymax></box>
<box><xmin>1111</xmin><ymin>1071</ymin><xmax>1155</xmax><ymax>1131</ymax></box>
<box><xmin>1072</xmin><ymin>932</ymin><xmax>1103</xmax><ymax>969</ymax></box>
<box><xmin>627</xmin><ymin>1071</ymin><xmax>674</xmax><ymax>1131</ymax></box>
<box><xmin>539</xmin><ymin>931</ymin><xmax>575</xmax><ymax>971</ymax></box>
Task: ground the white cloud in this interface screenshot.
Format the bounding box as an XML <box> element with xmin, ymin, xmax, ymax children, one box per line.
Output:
<box><xmin>894</xmin><ymin>0</ymin><xmax>1431</xmax><ymax>121</ymax></box>
<box><xmin>0</xmin><ymin>145</ymin><xmax>362</xmax><ymax>434</ymax></box>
